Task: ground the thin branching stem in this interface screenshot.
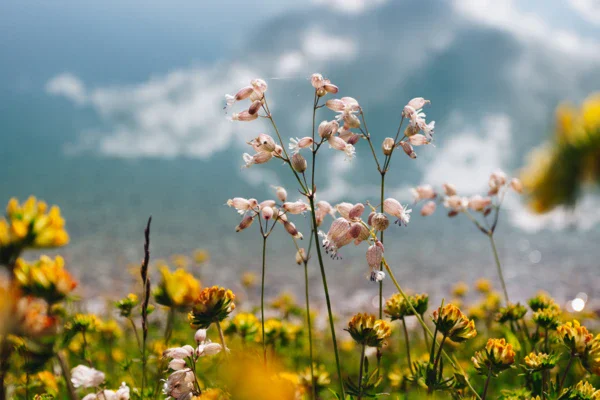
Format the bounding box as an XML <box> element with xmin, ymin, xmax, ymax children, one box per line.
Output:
<box><xmin>260</xmin><ymin>234</ymin><xmax>268</xmax><ymax>366</ymax></box>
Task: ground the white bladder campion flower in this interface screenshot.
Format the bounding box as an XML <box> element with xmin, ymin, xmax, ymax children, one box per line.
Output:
<box><xmin>383</xmin><ymin>198</ymin><xmax>412</xmax><ymax>226</ymax></box>
<box><xmin>82</xmin><ymin>382</ymin><xmax>130</xmax><ymax>400</ymax></box>
<box><xmin>402</xmin><ymin>97</ymin><xmax>435</xmax><ymax>142</ymax></box>
<box><xmin>289</xmin><ymin>137</ymin><xmax>314</xmax><ymax>154</ymax></box>
<box><xmin>163</xmin><ymin>369</ymin><xmax>196</xmax><ymax>400</ymax></box>
<box><xmin>71</xmin><ymin>365</ymin><xmax>105</xmax><ymax>388</ymax></box>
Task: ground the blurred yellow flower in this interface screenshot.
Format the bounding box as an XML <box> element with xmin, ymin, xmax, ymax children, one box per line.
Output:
<box><xmin>189</xmin><ymin>286</ymin><xmax>236</xmax><ymax>329</ymax></box>
<box><xmin>452</xmin><ymin>282</ymin><xmax>469</xmax><ymax>298</ymax></box>
<box><xmin>14</xmin><ymin>255</ymin><xmax>76</xmax><ymax>304</ymax></box>
<box><xmin>241</xmin><ymin>271</ymin><xmax>257</xmax><ymax>288</ymax></box>
<box><xmin>475</xmin><ymin>278</ymin><xmax>492</xmax><ymax>294</ymax></box>
<box><xmin>472</xmin><ymin>338</ymin><xmax>515</xmax><ymax>376</ymax></box>
<box><xmin>557</xmin><ymin>320</ymin><xmax>592</xmax><ymax>354</ymax></box>
<box><xmin>225</xmin><ymin>312</ymin><xmax>259</xmax><ymax>342</ymax></box>
<box><xmin>193</xmin><ymin>249</ymin><xmax>210</xmax><ymax>264</ymax></box>
<box><xmin>0</xmin><ymin>196</ymin><xmax>69</xmax><ymax>256</ymax></box>
<box><xmin>154</xmin><ymin>266</ymin><xmax>201</xmax><ymax>309</ymax></box>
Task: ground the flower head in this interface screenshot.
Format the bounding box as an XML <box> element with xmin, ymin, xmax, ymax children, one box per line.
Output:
<box><xmin>583</xmin><ymin>335</ymin><xmax>600</xmax><ymax>376</ymax></box>
<box><xmin>432</xmin><ymin>304</ymin><xmax>477</xmax><ymax>342</ymax></box>
<box><xmin>225</xmin><ymin>312</ymin><xmax>260</xmax><ymax>342</ymax></box>
<box><xmin>14</xmin><ymin>255</ymin><xmax>76</xmax><ymax>304</ymax></box>
<box><xmin>522</xmin><ymin>352</ymin><xmax>559</xmax><ymax>372</ymax></box>
<box><xmin>383</xmin><ymin>198</ymin><xmax>412</xmax><ymax>226</ymax></box>
<box><xmin>385</xmin><ymin>293</ymin><xmax>429</xmax><ymax>320</ymax></box>
<box><xmin>71</xmin><ymin>365</ymin><xmax>105</xmax><ymax>388</ymax></box>
<box><xmin>189</xmin><ymin>286</ymin><xmax>236</xmax><ymax>329</ymax></box>
<box><xmin>472</xmin><ymin>338</ymin><xmax>515</xmax><ymax>376</ymax></box>
<box><xmin>163</xmin><ymin>368</ymin><xmax>197</xmax><ymax>399</ymax></box>
<box><xmin>557</xmin><ymin>320</ymin><xmax>593</xmax><ymax>354</ymax></box>
<box><xmin>154</xmin><ymin>266</ymin><xmax>201</xmax><ymax>310</ymax></box>
<box><xmin>346</xmin><ymin>313</ymin><xmax>392</xmax><ymax>347</ymax></box>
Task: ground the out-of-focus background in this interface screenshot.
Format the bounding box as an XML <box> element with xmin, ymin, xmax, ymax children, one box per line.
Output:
<box><xmin>1</xmin><ymin>0</ymin><xmax>599</xmax><ymax>308</ymax></box>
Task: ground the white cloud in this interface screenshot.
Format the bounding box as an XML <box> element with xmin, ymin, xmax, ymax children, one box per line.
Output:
<box><xmin>454</xmin><ymin>0</ymin><xmax>600</xmax><ymax>60</ymax></box>
<box><xmin>421</xmin><ymin>113</ymin><xmax>512</xmax><ymax>194</ymax></box>
<box><xmin>312</xmin><ymin>0</ymin><xmax>388</xmax><ymax>14</ymax></box>
<box><xmin>568</xmin><ymin>0</ymin><xmax>600</xmax><ymax>25</ymax></box>
<box><xmin>302</xmin><ymin>29</ymin><xmax>357</xmax><ymax>61</ymax></box>
<box><xmin>46</xmin><ymin>73</ymin><xmax>87</xmax><ymax>105</ymax></box>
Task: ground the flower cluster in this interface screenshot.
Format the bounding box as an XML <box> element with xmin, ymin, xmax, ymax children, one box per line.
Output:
<box><xmin>384</xmin><ymin>293</ymin><xmax>429</xmax><ymax>320</ymax></box>
<box><xmin>346</xmin><ymin>313</ymin><xmax>392</xmax><ymax>347</ymax></box>
<box><xmin>14</xmin><ymin>255</ymin><xmax>77</xmax><ymax>304</ymax></box>
<box><xmin>432</xmin><ymin>304</ymin><xmax>477</xmax><ymax>342</ymax></box>
<box><xmin>0</xmin><ymin>197</ymin><xmax>69</xmax><ymax>264</ymax></box>
<box><xmin>189</xmin><ymin>286</ymin><xmax>236</xmax><ymax>329</ymax></box>
<box><xmin>154</xmin><ymin>266</ymin><xmax>201</xmax><ymax>310</ymax></box>
<box><xmin>472</xmin><ymin>338</ymin><xmax>515</xmax><ymax>376</ymax></box>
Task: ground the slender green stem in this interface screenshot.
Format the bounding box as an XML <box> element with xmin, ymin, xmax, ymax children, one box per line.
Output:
<box><xmin>128</xmin><ymin>317</ymin><xmax>142</xmax><ymax>352</ymax></box>
<box><xmin>488</xmin><ymin>233</ymin><xmax>510</xmax><ymax>304</ymax></box>
<box><xmin>542</xmin><ymin>370</ymin><xmax>547</xmax><ymax>400</ymax></box>
<box><xmin>401</xmin><ymin>318</ymin><xmax>414</xmax><ymax>373</ymax></box>
<box><xmin>544</xmin><ymin>327</ymin><xmax>549</xmax><ymax>353</ymax></box>
<box><xmin>215</xmin><ymin>321</ymin><xmax>228</xmax><ymax>358</ymax></box>
<box><xmin>57</xmin><ymin>351</ymin><xmax>78</xmax><ymax>400</ymax></box>
<box><xmin>308</xmin><ymin>196</ymin><xmax>345</xmax><ymax>399</ymax></box>
<box><xmin>420</xmin><ymin>313</ymin><xmax>430</xmax><ymax>348</ymax></box>
<box><xmin>358</xmin><ymin>344</ymin><xmax>366</xmax><ymax>400</ymax></box>
<box><xmin>481</xmin><ymin>367</ymin><xmax>493</xmax><ymax>400</ymax></box>
<box><xmin>261</xmin><ymin>235</ymin><xmax>268</xmax><ymax>366</ymax></box>
<box><xmin>164</xmin><ymin>308</ymin><xmax>175</xmax><ymax>346</ymax></box>
<box><xmin>303</xmin><ymin>259</ymin><xmax>317</xmax><ymax>400</ymax></box>
<box><xmin>558</xmin><ymin>355</ymin><xmax>575</xmax><ymax>393</ymax></box>
<box><xmin>433</xmin><ymin>334</ymin><xmax>447</xmax><ymax>374</ymax></box>
<box><xmin>81</xmin><ymin>330</ymin><xmax>93</xmax><ymax>367</ymax></box>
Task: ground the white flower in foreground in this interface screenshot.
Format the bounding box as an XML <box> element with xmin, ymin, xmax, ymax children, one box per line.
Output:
<box><xmin>163</xmin><ymin>369</ymin><xmax>196</xmax><ymax>399</ymax></box>
<box><xmin>71</xmin><ymin>365</ymin><xmax>105</xmax><ymax>388</ymax></box>
<box><xmin>197</xmin><ymin>342</ymin><xmax>223</xmax><ymax>357</ymax></box>
<box><xmin>383</xmin><ymin>198</ymin><xmax>412</xmax><ymax>226</ymax></box>
<box><xmin>163</xmin><ymin>345</ymin><xmax>194</xmax><ymax>360</ymax></box>
<box><xmin>168</xmin><ymin>358</ymin><xmax>187</xmax><ymax>371</ymax></box>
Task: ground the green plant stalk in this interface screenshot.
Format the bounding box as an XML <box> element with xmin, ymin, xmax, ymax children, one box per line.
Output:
<box><xmin>358</xmin><ymin>344</ymin><xmax>366</xmax><ymax>400</ymax></box>
<box><xmin>382</xmin><ymin>259</ymin><xmax>482</xmax><ymax>400</ymax></box>
<box><xmin>57</xmin><ymin>351</ymin><xmax>78</xmax><ymax>400</ymax></box>
<box><xmin>420</xmin><ymin>313</ymin><xmax>431</xmax><ymax>348</ymax></box>
<box><xmin>303</xmin><ymin>259</ymin><xmax>317</xmax><ymax>400</ymax></box>
<box><xmin>216</xmin><ymin>320</ymin><xmax>228</xmax><ymax>358</ymax></box>
<box><xmin>401</xmin><ymin>318</ymin><xmax>414</xmax><ymax>373</ymax></box>
<box><xmin>164</xmin><ymin>308</ymin><xmax>176</xmax><ymax>346</ymax></box>
<box><xmin>558</xmin><ymin>354</ymin><xmax>575</xmax><ymax>393</ymax></box>
<box><xmin>308</xmin><ymin>196</ymin><xmax>345</xmax><ymax>399</ymax></box>
<box><xmin>481</xmin><ymin>367</ymin><xmax>493</xmax><ymax>400</ymax></box>
<box><xmin>261</xmin><ymin>234</ymin><xmax>268</xmax><ymax>366</ymax></box>
<box><xmin>488</xmin><ymin>233</ymin><xmax>510</xmax><ymax>304</ymax></box>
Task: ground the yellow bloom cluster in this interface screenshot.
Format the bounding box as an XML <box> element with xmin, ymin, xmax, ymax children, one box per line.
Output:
<box><xmin>522</xmin><ymin>352</ymin><xmax>558</xmax><ymax>372</ymax></box>
<box><xmin>472</xmin><ymin>338</ymin><xmax>515</xmax><ymax>376</ymax></box>
<box><xmin>583</xmin><ymin>335</ymin><xmax>600</xmax><ymax>376</ymax></box>
<box><xmin>521</xmin><ymin>94</ymin><xmax>600</xmax><ymax>213</ymax></box>
<box><xmin>346</xmin><ymin>313</ymin><xmax>392</xmax><ymax>347</ymax></box>
<box><xmin>225</xmin><ymin>312</ymin><xmax>259</xmax><ymax>341</ymax></box>
<box><xmin>189</xmin><ymin>286</ymin><xmax>236</xmax><ymax>329</ymax></box>
<box><xmin>557</xmin><ymin>320</ymin><xmax>593</xmax><ymax>354</ymax></box>
<box><xmin>14</xmin><ymin>255</ymin><xmax>77</xmax><ymax>304</ymax></box>
<box><xmin>433</xmin><ymin>304</ymin><xmax>477</xmax><ymax>342</ymax></box>
<box><xmin>0</xmin><ymin>196</ymin><xmax>69</xmax><ymax>255</ymax></box>
<box><xmin>154</xmin><ymin>266</ymin><xmax>201</xmax><ymax>309</ymax></box>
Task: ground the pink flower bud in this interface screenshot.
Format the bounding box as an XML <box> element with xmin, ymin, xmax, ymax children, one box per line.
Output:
<box><xmin>289</xmin><ymin>137</ymin><xmax>314</xmax><ymax>154</ymax></box>
<box><xmin>248</xmin><ymin>100</ymin><xmax>262</xmax><ymax>115</ymax></box>
<box><xmin>284</xmin><ymin>221</ymin><xmax>303</xmax><ymax>239</ymax></box>
<box><xmin>295</xmin><ymin>248</ymin><xmax>307</xmax><ymax>265</ymax></box>
<box><xmin>370</xmin><ymin>213</ymin><xmax>389</xmax><ymax>231</ymax></box>
<box><xmin>344</xmin><ymin>113</ymin><xmax>361</xmax><ymax>129</ymax></box>
<box><xmin>273</xmin><ymin>145</ymin><xmax>283</xmax><ymax>157</ymax></box>
<box><xmin>232</xmin><ymin>110</ymin><xmax>258</xmax><ymax>122</ymax></box>
<box><xmin>243</xmin><ymin>151</ymin><xmax>273</xmax><ymax>168</ymax></box>
<box><xmin>324</xmin><ymin>83</ymin><xmax>339</xmax><ymax>94</ymax></box>
<box><xmin>420</xmin><ymin>201</ymin><xmax>437</xmax><ymax>216</ymax></box>
<box><xmin>402</xmin><ymin>105</ymin><xmax>416</xmax><ymax>119</ymax></box>
<box><xmin>169</xmin><ymin>359</ymin><xmax>186</xmax><ymax>371</ymax></box>
<box><xmin>273</xmin><ymin>186</ymin><xmax>287</xmax><ymax>202</ymax></box>
<box><xmin>195</xmin><ymin>329</ymin><xmax>207</xmax><ymax>344</ymax></box>
<box><xmin>318</xmin><ymin>120</ymin><xmax>339</xmax><ymax>139</ymax></box>
<box><xmin>227</xmin><ymin>197</ymin><xmax>251</xmax><ymax>213</ymax></box>
<box><xmin>341</xmin><ymin>97</ymin><xmax>360</xmax><ymax>112</ymax></box>
<box><xmin>315</xmin><ymin>201</ymin><xmax>334</xmax><ymax>226</ymax></box>
<box><xmin>335</xmin><ymin>202</ymin><xmax>353</xmax><ymax>219</ymax></box>
<box><xmin>442</xmin><ymin>183</ymin><xmax>457</xmax><ymax>196</ymax></box>
<box><xmin>468</xmin><ymin>195</ymin><xmax>492</xmax><ymax>212</ymax></box>
<box><xmin>444</xmin><ymin>195</ymin><xmax>468</xmax><ymax>212</ymax></box>
<box><xmin>261</xmin><ymin>206</ymin><xmax>274</xmax><ymax>220</ymax></box>
<box><xmin>316</xmin><ymin>87</ymin><xmax>327</xmax><ymax>97</ymax></box>
<box><xmin>488</xmin><ymin>170</ymin><xmax>507</xmax><ymax>192</ymax></box>
<box><xmin>225</xmin><ymin>86</ymin><xmax>254</xmax><ymax>106</ymax></box>
<box><xmin>326</xmin><ymin>99</ymin><xmax>345</xmax><ymax>112</ymax></box>
<box><xmin>349</xmin><ymin>222</ymin><xmax>362</xmax><ymax>239</ymax></box>
<box><xmin>311</xmin><ymin>73</ymin><xmax>325</xmax><ymax>89</ymax></box>
<box><xmin>399</xmin><ymin>141</ymin><xmax>417</xmax><ymax>159</ymax></box>
<box><xmin>346</xmin><ymin>134</ymin><xmax>360</xmax><ymax>146</ymax></box>
<box><xmin>291</xmin><ymin>153</ymin><xmax>307</xmax><ymax>172</ymax></box>
<box><xmin>283</xmin><ymin>200</ymin><xmax>309</xmax><ymax>214</ymax></box>
<box><xmin>251</xmin><ymin>78</ymin><xmax>268</xmax><ymax>95</ymax></box>
<box><xmin>408</xmin><ymin>134</ymin><xmax>429</xmax><ymax>146</ymax></box>
<box><xmin>383</xmin><ymin>198</ymin><xmax>412</xmax><ymax>226</ymax></box>
<box><xmin>256</xmin><ymin>133</ymin><xmax>276</xmax><ymax>152</ymax></box>
<box><xmin>382</xmin><ymin>137</ymin><xmax>395</xmax><ymax>156</ymax></box>
<box><xmin>366</xmin><ymin>243</ymin><xmax>383</xmax><ymax>269</ymax></box>
<box><xmin>328</xmin><ymin>135</ymin><xmax>347</xmax><ymax>151</ymax></box>
<box><xmin>320</xmin><ymin>218</ymin><xmax>352</xmax><ymax>256</ymax></box>
<box><xmin>411</xmin><ymin>185</ymin><xmax>436</xmax><ymax>202</ymax></box>
<box><xmin>510</xmin><ymin>178</ymin><xmax>523</xmax><ymax>194</ymax></box>
<box><xmin>407</xmin><ymin>97</ymin><xmax>430</xmax><ymax>110</ymax></box>
<box><xmin>349</xmin><ymin>203</ymin><xmax>365</xmax><ymax>220</ymax></box>
<box><xmin>236</xmin><ymin>214</ymin><xmax>255</xmax><ymax>232</ymax></box>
